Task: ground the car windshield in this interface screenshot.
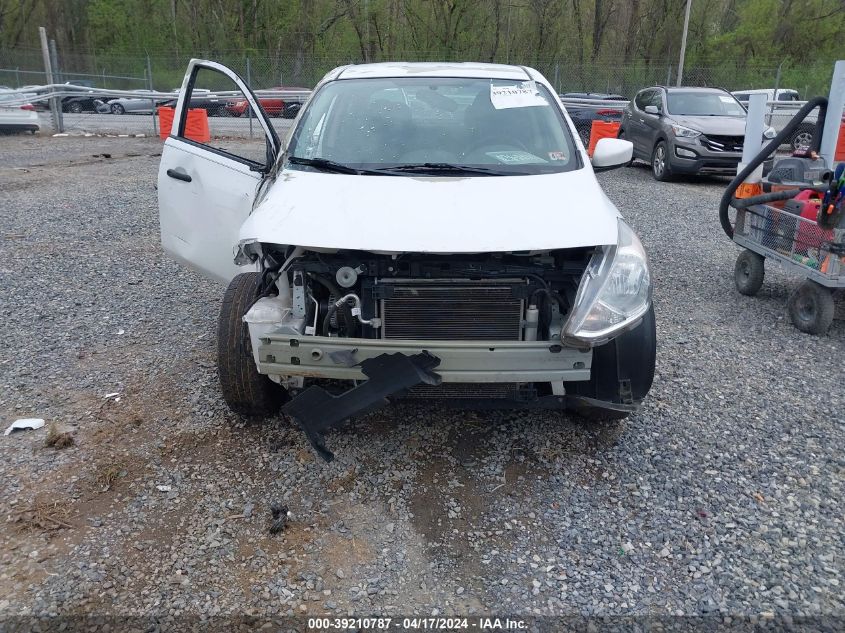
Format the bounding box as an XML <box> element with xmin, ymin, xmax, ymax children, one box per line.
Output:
<box><xmin>666</xmin><ymin>91</ymin><xmax>746</xmax><ymax>116</ymax></box>
<box><xmin>285</xmin><ymin>77</ymin><xmax>578</xmax><ymax>175</ymax></box>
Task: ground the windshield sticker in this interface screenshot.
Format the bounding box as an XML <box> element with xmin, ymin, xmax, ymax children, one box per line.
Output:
<box><xmin>719</xmin><ymin>95</ymin><xmax>735</xmax><ymax>103</ymax></box>
<box><xmin>548</xmin><ymin>151</ymin><xmax>567</xmax><ymax>161</ymax></box>
<box><xmin>486</xmin><ymin>150</ymin><xmax>547</xmax><ymax>164</ymax></box>
<box><xmin>490</xmin><ymin>81</ymin><xmax>549</xmax><ymax>109</ymax></box>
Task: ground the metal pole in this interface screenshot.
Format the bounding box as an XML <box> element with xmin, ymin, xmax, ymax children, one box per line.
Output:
<box><xmin>39</xmin><ymin>27</ymin><xmax>61</xmax><ymax>133</ymax></box>
<box><xmin>49</xmin><ymin>39</ymin><xmax>60</xmax><ymax>83</ymax></box>
<box><xmin>769</xmin><ymin>60</ymin><xmax>783</xmax><ymax>128</ymax></box>
<box><xmin>246</xmin><ymin>56</ymin><xmax>253</xmax><ymax>139</ymax></box>
<box><xmin>676</xmin><ymin>0</ymin><xmax>692</xmax><ymax>87</ymax></box>
<box><xmin>146</xmin><ymin>55</ymin><xmax>158</xmax><ymax>136</ymax></box>
<box><xmin>49</xmin><ymin>39</ymin><xmax>64</xmax><ymax>131</ymax></box>
<box><xmin>505</xmin><ymin>5</ymin><xmax>512</xmax><ymax>65</ymax></box>
<box><xmin>739</xmin><ymin>93</ymin><xmax>767</xmax><ymax>184</ymax></box>
<box><xmin>819</xmin><ymin>60</ymin><xmax>845</xmax><ymax>169</ymax></box>
<box><xmin>364</xmin><ymin>0</ymin><xmax>370</xmax><ymax>61</ymax></box>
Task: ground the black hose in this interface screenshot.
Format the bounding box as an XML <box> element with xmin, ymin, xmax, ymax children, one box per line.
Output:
<box><xmin>731</xmin><ymin>189</ymin><xmax>802</xmax><ymax>208</ymax></box>
<box><xmin>310</xmin><ymin>273</ymin><xmax>357</xmax><ymax>337</ymax></box>
<box><xmin>322</xmin><ymin>303</ymin><xmax>338</xmax><ymax>337</ymax></box>
<box><xmin>718</xmin><ymin>96</ymin><xmax>828</xmax><ymax>239</ymax></box>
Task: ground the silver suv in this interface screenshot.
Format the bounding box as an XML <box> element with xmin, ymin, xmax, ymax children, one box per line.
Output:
<box><xmin>620</xmin><ymin>86</ymin><xmax>775</xmax><ymax>181</ymax></box>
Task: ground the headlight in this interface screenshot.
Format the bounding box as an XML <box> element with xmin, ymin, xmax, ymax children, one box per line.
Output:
<box><xmin>763</xmin><ymin>126</ymin><xmax>776</xmax><ymax>139</ymax></box>
<box><xmin>562</xmin><ymin>219</ymin><xmax>652</xmax><ymax>346</ymax></box>
<box><xmin>669</xmin><ymin>123</ymin><xmax>701</xmax><ymax>138</ymax></box>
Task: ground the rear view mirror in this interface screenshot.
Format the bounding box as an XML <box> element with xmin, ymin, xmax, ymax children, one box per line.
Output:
<box><xmin>592</xmin><ymin>138</ymin><xmax>633</xmax><ymax>172</ymax></box>
<box><xmin>644</xmin><ymin>105</ymin><xmax>661</xmax><ymax>115</ymax></box>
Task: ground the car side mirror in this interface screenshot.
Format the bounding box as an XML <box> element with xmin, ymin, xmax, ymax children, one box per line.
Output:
<box><xmin>644</xmin><ymin>105</ymin><xmax>661</xmax><ymax>115</ymax></box>
<box><xmin>592</xmin><ymin>138</ymin><xmax>633</xmax><ymax>172</ymax></box>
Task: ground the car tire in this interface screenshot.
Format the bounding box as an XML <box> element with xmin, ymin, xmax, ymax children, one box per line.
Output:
<box><xmin>111</xmin><ymin>103</ymin><xmax>125</xmax><ymax>115</ymax></box>
<box><xmin>569</xmin><ymin>304</ymin><xmax>656</xmax><ymax>422</ymax></box>
<box><xmin>218</xmin><ymin>272</ymin><xmax>287</xmax><ymax>418</ymax></box>
<box><xmin>734</xmin><ymin>250</ymin><xmax>765</xmax><ymax>296</ymax></box>
<box><xmin>787</xmin><ymin>280</ymin><xmax>835</xmax><ymax>335</ymax></box>
<box><xmin>790</xmin><ymin>125</ymin><xmax>815</xmax><ymax>152</ymax></box>
<box><xmin>651</xmin><ymin>141</ymin><xmax>673</xmax><ymax>181</ymax></box>
<box><xmin>67</xmin><ymin>101</ymin><xmax>83</xmax><ymax>114</ymax></box>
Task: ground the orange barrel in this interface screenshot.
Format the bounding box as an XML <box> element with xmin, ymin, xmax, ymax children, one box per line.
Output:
<box><xmin>588</xmin><ymin>120</ymin><xmax>621</xmax><ymax>156</ymax></box>
<box><xmin>184</xmin><ymin>108</ymin><xmax>210</xmax><ymax>143</ymax></box>
<box><xmin>157</xmin><ymin>106</ymin><xmax>175</xmax><ymax>139</ymax></box>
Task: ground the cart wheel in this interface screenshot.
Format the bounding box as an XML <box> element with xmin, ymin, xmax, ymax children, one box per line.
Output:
<box><xmin>787</xmin><ymin>280</ymin><xmax>835</xmax><ymax>335</ymax></box>
<box><xmin>734</xmin><ymin>250</ymin><xmax>765</xmax><ymax>296</ymax></box>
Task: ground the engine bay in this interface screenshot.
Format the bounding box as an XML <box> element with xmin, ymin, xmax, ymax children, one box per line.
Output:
<box><xmin>251</xmin><ymin>247</ymin><xmax>595</xmax><ymax>344</ymax></box>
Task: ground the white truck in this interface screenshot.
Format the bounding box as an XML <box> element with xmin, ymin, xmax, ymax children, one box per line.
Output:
<box><xmin>731</xmin><ymin>88</ymin><xmax>818</xmax><ymax>150</ymax></box>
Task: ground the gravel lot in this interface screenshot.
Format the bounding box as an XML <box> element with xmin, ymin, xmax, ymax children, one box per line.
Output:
<box><xmin>0</xmin><ymin>133</ymin><xmax>842</xmax><ymax>625</ymax></box>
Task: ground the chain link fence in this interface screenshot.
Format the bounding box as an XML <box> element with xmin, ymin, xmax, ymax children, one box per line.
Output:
<box><xmin>0</xmin><ymin>46</ymin><xmax>838</xmax><ymax>138</ymax></box>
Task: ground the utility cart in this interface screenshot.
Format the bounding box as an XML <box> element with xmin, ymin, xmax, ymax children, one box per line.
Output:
<box><xmin>720</xmin><ymin>61</ymin><xmax>845</xmax><ymax>335</ymax></box>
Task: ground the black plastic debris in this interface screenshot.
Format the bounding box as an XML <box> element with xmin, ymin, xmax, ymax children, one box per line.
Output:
<box><xmin>269</xmin><ymin>503</ymin><xmax>291</xmax><ymax>535</ymax></box>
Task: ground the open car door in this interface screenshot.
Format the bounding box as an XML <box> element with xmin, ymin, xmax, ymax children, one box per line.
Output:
<box><xmin>158</xmin><ymin>59</ymin><xmax>280</xmax><ymax>283</ymax></box>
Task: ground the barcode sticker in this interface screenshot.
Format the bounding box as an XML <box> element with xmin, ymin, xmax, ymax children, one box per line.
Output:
<box><xmin>490</xmin><ymin>81</ymin><xmax>549</xmax><ymax>109</ymax></box>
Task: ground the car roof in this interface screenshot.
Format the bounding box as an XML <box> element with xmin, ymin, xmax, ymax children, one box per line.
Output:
<box><xmin>732</xmin><ymin>88</ymin><xmax>797</xmax><ymax>94</ymax></box>
<box><xmin>661</xmin><ymin>86</ymin><xmax>730</xmax><ymax>94</ymax></box>
<box><xmin>326</xmin><ymin>62</ymin><xmax>535</xmax><ymax>81</ymax></box>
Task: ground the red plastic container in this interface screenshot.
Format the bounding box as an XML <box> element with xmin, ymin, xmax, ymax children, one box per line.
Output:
<box><xmin>792</xmin><ymin>189</ymin><xmax>833</xmax><ymax>254</ymax></box>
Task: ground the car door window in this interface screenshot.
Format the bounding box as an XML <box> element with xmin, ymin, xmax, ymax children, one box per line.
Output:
<box><xmin>634</xmin><ymin>90</ymin><xmax>653</xmax><ymax>111</ymax></box>
<box><xmin>647</xmin><ymin>91</ymin><xmax>663</xmax><ymax>112</ymax></box>
<box><xmin>177</xmin><ymin>66</ymin><xmax>272</xmax><ymax>168</ymax></box>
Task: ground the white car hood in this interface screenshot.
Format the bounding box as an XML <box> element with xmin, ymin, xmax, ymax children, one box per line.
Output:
<box><xmin>239</xmin><ymin>168</ymin><xmax>620</xmax><ymax>253</ymax></box>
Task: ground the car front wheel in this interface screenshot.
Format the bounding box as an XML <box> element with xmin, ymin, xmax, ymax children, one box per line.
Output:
<box><xmin>111</xmin><ymin>103</ymin><xmax>125</xmax><ymax>115</ymax></box>
<box><xmin>651</xmin><ymin>141</ymin><xmax>673</xmax><ymax>181</ymax></box>
<box><xmin>218</xmin><ymin>273</ymin><xmax>287</xmax><ymax>418</ymax></box>
<box><xmin>67</xmin><ymin>101</ymin><xmax>83</xmax><ymax>114</ymax></box>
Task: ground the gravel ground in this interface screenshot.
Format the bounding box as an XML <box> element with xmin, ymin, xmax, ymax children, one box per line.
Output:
<box><xmin>0</xmin><ymin>134</ymin><xmax>843</xmax><ymax>625</ymax></box>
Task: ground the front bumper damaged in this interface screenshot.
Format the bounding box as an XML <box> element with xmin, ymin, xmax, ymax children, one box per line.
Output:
<box><xmin>262</xmin><ymin>334</ymin><xmax>594</xmax><ymax>461</ymax></box>
<box><xmin>282</xmin><ymin>352</ymin><xmax>442</xmax><ymax>462</ymax></box>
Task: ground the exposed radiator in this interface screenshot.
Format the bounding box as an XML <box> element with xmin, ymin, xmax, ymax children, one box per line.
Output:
<box><xmin>379</xmin><ymin>280</ymin><xmax>524</xmax><ymax>341</ymax></box>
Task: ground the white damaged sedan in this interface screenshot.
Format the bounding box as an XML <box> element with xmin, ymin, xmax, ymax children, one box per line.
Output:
<box><xmin>158</xmin><ymin>61</ymin><xmax>653</xmax><ymax>461</ymax></box>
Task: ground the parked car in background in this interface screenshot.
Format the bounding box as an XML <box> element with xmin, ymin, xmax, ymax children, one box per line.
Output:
<box><xmin>161</xmin><ymin>88</ymin><xmax>230</xmax><ymax>116</ymax></box>
<box><xmin>0</xmin><ymin>90</ymin><xmax>40</xmax><ymax>133</ymax></box>
<box><xmin>619</xmin><ymin>86</ymin><xmax>775</xmax><ymax>181</ymax></box>
<box><xmin>95</xmin><ymin>89</ymin><xmax>163</xmax><ymax>114</ymax></box>
<box><xmin>559</xmin><ymin>92</ymin><xmax>627</xmax><ymax>146</ymax></box>
<box><xmin>17</xmin><ymin>85</ymin><xmax>49</xmax><ymax>111</ymax></box>
<box><xmin>224</xmin><ymin>86</ymin><xmax>309</xmax><ymax>117</ymax></box>
<box><xmin>731</xmin><ymin>88</ymin><xmax>817</xmax><ymax>151</ymax></box>
<box><xmin>61</xmin><ymin>80</ymin><xmax>102</xmax><ymax>113</ymax></box>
